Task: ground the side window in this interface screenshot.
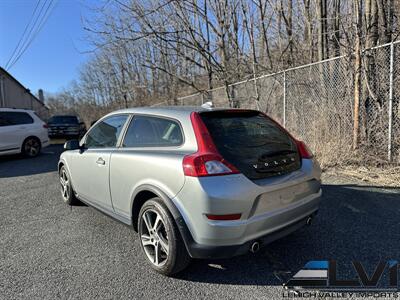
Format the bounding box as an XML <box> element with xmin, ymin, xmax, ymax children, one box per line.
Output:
<box><xmin>0</xmin><ymin>112</ymin><xmax>33</xmax><ymax>126</ymax></box>
<box><xmin>123</xmin><ymin>116</ymin><xmax>183</xmax><ymax>147</ymax></box>
<box><xmin>85</xmin><ymin>115</ymin><xmax>128</xmax><ymax>148</ymax></box>
<box><xmin>0</xmin><ymin>115</ymin><xmax>8</xmax><ymax>126</ymax></box>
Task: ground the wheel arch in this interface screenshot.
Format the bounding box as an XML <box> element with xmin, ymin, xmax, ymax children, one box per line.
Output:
<box><xmin>131</xmin><ymin>185</ymin><xmax>183</xmax><ymax>232</ymax></box>
<box><xmin>57</xmin><ymin>159</ymin><xmax>74</xmax><ymax>188</ymax></box>
<box><xmin>58</xmin><ymin>159</ymin><xmax>66</xmax><ymax>173</ymax></box>
<box><xmin>130</xmin><ymin>184</ymin><xmax>195</xmax><ymax>257</ymax></box>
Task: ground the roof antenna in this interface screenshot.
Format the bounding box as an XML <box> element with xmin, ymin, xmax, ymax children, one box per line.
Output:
<box><xmin>201</xmin><ymin>101</ymin><xmax>214</xmax><ymax>109</ymax></box>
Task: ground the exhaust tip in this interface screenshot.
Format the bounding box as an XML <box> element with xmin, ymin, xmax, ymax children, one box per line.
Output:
<box><xmin>306</xmin><ymin>216</ymin><xmax>313</xmax><ymax>226</ymax></box>
<box><xmin>250</xmin><ymin>241</ymin><xmax>260</xmax><ymax>253</ymax></box>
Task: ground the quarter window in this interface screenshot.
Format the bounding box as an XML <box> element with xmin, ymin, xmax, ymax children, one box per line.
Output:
<box><xmin>0</xmin><ymin>112</ymin><xmax>34</xmax><ymax>126</ymax></box>
<box><xmin>123</xmin><ymin>116</ymin><xmax>183</xmax><ymax>147</ymax></box>
<box><xmin>85</xmin><ymin>115</ymin><xmax>129</xmax><ymax>148</ymax></box>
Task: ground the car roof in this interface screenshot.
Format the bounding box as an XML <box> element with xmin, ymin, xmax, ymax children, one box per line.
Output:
<box><xmin>0</xmin><ymin>108</ymin><xmax>34</xmax><ymax>113</ymax></box>
<box><xmin>109</xmin><ymin>106</ymin><xmax>252</xmax><ymax>119</ymax></box>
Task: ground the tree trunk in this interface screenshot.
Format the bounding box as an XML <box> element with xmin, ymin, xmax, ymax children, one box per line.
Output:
<box><xmin>316</xmin><ymin>0</ymin><xmax>328</xmax><ymax>61</ymax></box>
<box><xmin>376</xmin><ymin>0</ymin><xmax>394</xmax><ymax>43</ymax></box>
<box><xmin>353</xmin><ymin>0</ymin><xmax>362</xmax><ymax>150</ymax></box>
<box><xmin>332</xmin><ymin>0</ymin><xmax>341</xmax><ymax>57</ymax></box>
<box><xmin>257</xmin><ymin>0</ymin><xmax>273</xmax><ymax>69</ymax></box>
<box><xmin>303</xmin><ymin>0</ymin><xmax>313</xmax><ymax>63</ymax></box>
<box><xmin>287</xmin><ymin>0</ymin><xmax>293</xmax><ymax>65</ymax></box>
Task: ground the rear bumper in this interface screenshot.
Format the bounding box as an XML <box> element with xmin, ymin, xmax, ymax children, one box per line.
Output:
<box><xmin>49</xmin><ymin>133</ymin><xmax>80</xmax><ymax>138</ymax></box>
<box><xmin>48</xmin><ymin>128</ymin><xmax>80</xmax><ymax>137</ymax></box>
<box><xmin>175</xmin><ymin>187</ymin><xmax>321</xmax><ymax>259</ymax></box>
<box><xmin>172</xmin><ymin>158</ymin><xmax>322</xmax><ymax>259</ymax></box>
<box><xmin>181</xmin><ymin>211</ymin><xmax>318</xmax><ymax>259</ymax></box>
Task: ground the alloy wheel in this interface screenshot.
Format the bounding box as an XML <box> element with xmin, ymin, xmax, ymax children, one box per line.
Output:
<box><xmin>140</xmin><ymin>209</ymin><xmax>169</xmax><ymax>267</ymax></box>
<box><xmin>59</xmin><ymin>168</ymin><xmax>70</xmax><ymax>201</ymax></box>
<box><xmin>24</xmin><ymin>138</ymin><xmax>40</xmax><ymax>157</ymax></box>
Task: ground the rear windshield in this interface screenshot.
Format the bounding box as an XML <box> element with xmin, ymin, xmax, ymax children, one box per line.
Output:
<box><xmin>200</xmin><ymin>110</ymin><xmax>300</xmax><ymax>180</ymax></box>
<box><xmin>48</xmin><ymin>116</ymin><xmax>78</xmax><ymax>124</ymax></box>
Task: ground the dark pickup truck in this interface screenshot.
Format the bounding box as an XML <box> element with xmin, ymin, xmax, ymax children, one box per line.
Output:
<box><xmin>48</xmin><ymin>115</ymin><xmax>86</xmax><ymax>138</ymax></box>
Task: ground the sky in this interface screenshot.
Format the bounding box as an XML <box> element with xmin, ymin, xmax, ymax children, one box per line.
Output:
<box><xmin>0</xmin><ymin>0</ymin><xmax>95</xmax><ymax>95</ymax></box>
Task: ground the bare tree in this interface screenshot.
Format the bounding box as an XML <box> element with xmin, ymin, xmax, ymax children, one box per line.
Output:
<box><xmin>44</xmin><ymin>0</ymin><xmax>397</xmax><ymax>132</ymax></box>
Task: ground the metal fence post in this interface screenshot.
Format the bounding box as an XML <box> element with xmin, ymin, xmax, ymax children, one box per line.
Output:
<box><xmin>388</xmin><ymin>41</ymin><xmax>394</xmax><ymax>162</ymax></box>
<box><xmin>283</xmin><ymin>71</ymin><xmax>286</xmax><ymax>127</ymax></box>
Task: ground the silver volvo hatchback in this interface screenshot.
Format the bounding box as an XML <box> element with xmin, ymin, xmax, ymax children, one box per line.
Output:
<box><xmin>59</xmin><ymin>106</ymin><xmax>322</xmax><ymax>275</ymax></box>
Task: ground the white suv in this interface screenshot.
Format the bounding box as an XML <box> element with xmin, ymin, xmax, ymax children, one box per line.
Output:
<box><xmin>0</xmin><ymin>108</ymin><xmax>49</xmax><ymax>157</ymax></box>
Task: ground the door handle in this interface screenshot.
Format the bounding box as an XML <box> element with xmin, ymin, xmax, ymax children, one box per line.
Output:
<box><xmin>96</xmin><ymin>157</ymin><xmax>105</xmax><ymax>165</ymax></box>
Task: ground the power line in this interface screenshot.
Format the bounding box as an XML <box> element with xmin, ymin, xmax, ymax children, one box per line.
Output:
<box><xmin>5</xmin><ymin>0</ymin><xmax>49</xmax><ymax>70</ymax></box>
<box><xmin>5</xmin><ymin>0</ymin><xmax>42</xmax><ymax>69</ymax></box>
<box><xmin>7</xmin><ymin>0</ymin><xmax>53</xmax><ymax>70</ymax></box>
<box><xmin>7</xmin><ymin>0</ymin><xmax>58</xmax><ymax>71</ymax></box>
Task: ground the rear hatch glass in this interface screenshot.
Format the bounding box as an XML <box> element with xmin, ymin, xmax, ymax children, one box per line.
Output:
<box><xmin>48</xmin><ymin>116</ymin><xmax>79</xmax><ymax>124</ymax></box>
<box><xmin>200</xmin><ymin>110</ymin><xmax>301</xmax><ymax>180</ymax></box>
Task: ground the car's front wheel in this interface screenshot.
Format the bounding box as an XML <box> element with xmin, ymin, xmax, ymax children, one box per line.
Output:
<box><xmin>59</xmin><ymin>166</ymin><xmax>80</xmax><ymax>205</ymax></box>
<box><xmin>138</xmin><ymin>198</ymin><xmax>191</xmax><ymax>276</ymax></box>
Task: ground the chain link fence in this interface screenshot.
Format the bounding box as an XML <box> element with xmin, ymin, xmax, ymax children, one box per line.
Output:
<box><xmin>178</xmin><ymin>41</ymin><xmax>400</xmax><ymax>166</ymax></box>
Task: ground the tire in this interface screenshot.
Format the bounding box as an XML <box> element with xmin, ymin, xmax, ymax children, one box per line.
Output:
<box><xmin>138</xmin><ymin>197</ymin><xmax>191</xmax><ymax>276</ymax></box>
<box><xmin>22</xmin><ymin>137</ymin><xmax>41</xmax><ymax>158</ymax></box>
<box><xmin>59</xmin><ymin>166</ymin><xmax>80</xmax><ymax>205</ymax></box>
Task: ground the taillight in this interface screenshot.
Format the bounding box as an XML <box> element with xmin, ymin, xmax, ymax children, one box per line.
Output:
<box><xmin>183</xmin><ymin>153</ymin><xmax>238</xmax><ymax>176</ymax></box>
<box><xmin>183</xmin><ymin>112</ymin><xmax>240</xmax><ymax>177</ymax></box>
<box><xmin>43</xmin><ymin>123</ymin><xmax>48</xmax><ymax>129</ymax></box>
<box><xmin>296</xmin><ymin>140</ymin><xmax>313</xmax><ymax>159</ymax></box>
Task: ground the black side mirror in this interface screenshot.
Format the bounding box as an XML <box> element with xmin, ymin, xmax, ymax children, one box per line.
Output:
<box><xmin>64</xmin><ymin>139</ymin><xmax>81</xmax><ymax>151</ymax></box>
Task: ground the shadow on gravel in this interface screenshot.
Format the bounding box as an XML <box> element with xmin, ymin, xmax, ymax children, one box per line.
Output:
<box><xmin>175</xmin><ymin>184</ymin><xmax>400</xmax><ymax>287</ymax></box>
<box><xmin>0</xmin><ymin>145</ymin><xmax>63</xmax><ymax>178</ymax></box>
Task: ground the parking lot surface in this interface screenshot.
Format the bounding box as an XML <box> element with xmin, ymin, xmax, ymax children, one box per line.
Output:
<box><xmin>1</xmin><ymin>145</ymin><xmax>399</xmax><ymax>299</ymax></box>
